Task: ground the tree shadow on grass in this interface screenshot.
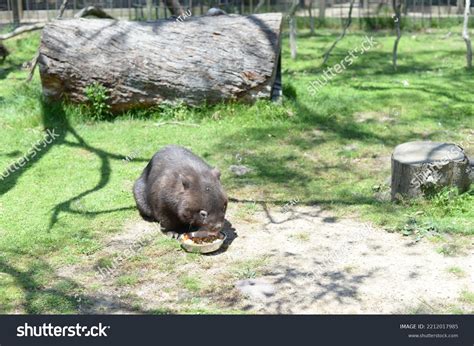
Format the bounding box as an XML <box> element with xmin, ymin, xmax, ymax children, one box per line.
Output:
<box><xmin>0</xmin><ymin>255</ymin><xmax>149</xmax><ymax>314</ymax></box>
<box><xmin>213</xmin><ymin>98</ymin><xmax>417</xmax><ymax>209</ymax></box>
<box><xmin>0</xmin><ymin>63</ymin><xmax>24</xmax><ymax>80</ymax></box>
<box><xmin>0</xmin><ymin>101</ymin><xmax>149</xmax><ymax>229</ymax></box>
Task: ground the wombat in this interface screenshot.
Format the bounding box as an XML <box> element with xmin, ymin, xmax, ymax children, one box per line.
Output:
<box><xmin>133</xmin><ymin>145</ymin><xmax>228</xmax><ymax>233</ymax></box>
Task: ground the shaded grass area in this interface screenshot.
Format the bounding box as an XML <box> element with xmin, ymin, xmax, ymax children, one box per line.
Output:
<box><xmin>0</xmin><ymin>27</ymin><xmax>472</xmax><ymax>313</ymax></box>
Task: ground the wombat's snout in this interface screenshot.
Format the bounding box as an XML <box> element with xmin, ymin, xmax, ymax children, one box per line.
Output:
<box><xmin>198</xmin><ymin>210</ymin><xmax>223</xmax><ymax>232</ymax></box>
<box><xmin>211</xmin><ymin>223</ymin><xmax>223</xmax><ymax>232</ymax></box>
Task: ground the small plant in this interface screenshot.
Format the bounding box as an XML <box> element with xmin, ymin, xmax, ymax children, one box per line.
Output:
<box><xmin>85</xmin><ymin>82</ymin><xmax>111</xmax><ymax>119</ymax></box>
<box><xmin>447</xmin><ymin>266</ymin><xmax>465</xmax><ymax>278</ymax></box>
<box><xmin>460</xmin><ymin>291</ymin><xmax>474</xmax><ymax>304</ymax></box>
<box><xmin>289</xmin><ymin>232</ymin><xmax>310</xmax><ymax>242</ymax></box>
<box><xmin>429</xmin><ymin>188</ymin><xmax>473</xmax><ymax>217</ymax></box>
<box><xmin>437</xmin><ymin>243</ymin><xmax>462</xmax><ymax>257</ymax></box>
<box><xmin>115</xmin><ymin>275</ymin><xmax>139</xmax><ymax>287</ymax></box>
<box><xmin>233</xmin><ymin>258</ymin><xmax>267</xmax><ymax>279</ymax></box>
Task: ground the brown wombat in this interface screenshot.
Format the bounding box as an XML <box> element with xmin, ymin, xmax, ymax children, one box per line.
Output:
<box><xmin>133</xmin><ymin>145</ymin><xmax>228</xmax><ymax>233</ymax></box>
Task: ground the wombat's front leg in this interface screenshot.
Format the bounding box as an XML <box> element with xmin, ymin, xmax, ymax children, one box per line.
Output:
<box><xmin>158</xmin><ymin>213</ymin><xmax>188</xmax><ymax>233</ymax></box>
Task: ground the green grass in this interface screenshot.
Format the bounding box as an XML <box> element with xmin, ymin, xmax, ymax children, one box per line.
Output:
<box><xmin>460</xmin><ymin>291</ymin><xmax>474</xmax><ymax>305</ymax></box>
<box><xmin>180</xmin><ymin>275</ymin><xmax>202</xmax><ymax>292</ymax></box>
<box><xmin>116</xmin><ymin>274</ymin><xmax>140</xmax><ymax>287</ymax></box>
<box><xmin>232</xmin><ymin>258</ymin><xmax>268</xmax><ymax>280</ymax></box>
<box><xmin>0</xmin><ymin>26</ymin><xmax>473</xmax><ymax>313</ymax></box>
<box><xmin>446</xmin><ymin>266</ymin><xmax>466</xmax><ymax>278</ymax></box>
<box><xmin>289</xmin><ymin>232</ymin><xmax>311</xmax><ymax>242</ymax></box>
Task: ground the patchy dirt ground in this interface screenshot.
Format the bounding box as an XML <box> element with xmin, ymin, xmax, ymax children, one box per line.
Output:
<box><xmin>56</xmin><ymin>203</ymin><xmax>474</xmax><ymax>314</ymax></box>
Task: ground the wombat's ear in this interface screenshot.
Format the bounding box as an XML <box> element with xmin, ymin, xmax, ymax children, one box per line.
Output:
<box><xmin>211</xmin><ymin>168</ymin><xmax>221</xmax><ymax>180</ymax></box>
<box><xmin>179</xmin><ymin>174</ymin><xmax>191</xmax><ymax>190</ymax></box>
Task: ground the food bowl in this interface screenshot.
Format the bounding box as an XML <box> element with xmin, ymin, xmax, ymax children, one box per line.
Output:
<box><xmin>178</xmin><ymin>230</ymin><xmax>227</xmax><ymax>254</ymax></box>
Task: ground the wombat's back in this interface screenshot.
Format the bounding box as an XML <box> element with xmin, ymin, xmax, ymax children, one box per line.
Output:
<box><xmin>149</xmin><ymin>145</ymin><xmax>212</xmax><ymax>174</ymax></box>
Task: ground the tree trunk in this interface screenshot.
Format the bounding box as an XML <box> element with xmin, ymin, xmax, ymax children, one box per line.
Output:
<box><xmin>319</xmin><ymin>0</ymin><xmax>326</xmax><ymax>20</ymax></box>
<box><xmin>391</xmin><ymin>141</ymin><xmax>471</xmax><ymax>200</ymax></box>
<box><xmin>289</xmin><ymin>17</ymin><xmax>297</xmax><ymax>59</ymax></box>
<box><xmin>164</xmin><ymin>0</ymin><xmax>184</xmax><ymax>15</ymax></box>
<box><xmin>463</xmin><ymin>0</ymin><xmax>472</xmax><ymax>68</ymax></box>
<box><xmin>322</xmin><ymin>0</ymin><xmax>355</xmax><ymax>65</ymax></box>
<box><xmin>308</xmin><ymin>0</ymin><xmax>315</xmax><ymax>35</ymax></box>
<box><xmin>392</xmin><ymin>0</ymin><xmax>402</xmax><ymax>70</ymax></box>
<box><xmin>429</xmin><ymin>0</ymin><xmax>432</xmax><ymax>26</ymax></box>
<box><xmin>38</xmin><ymin>15</ymin><xmax>283</xmax><ymax>112</ymax></box>
<box><xmin>421</xmin><ymin>0</ymin><xmax>425</xmax><ymax>27</ymax></box>
<box><xmin>11</xmin><ymin>0</ymin><xmax>21</xmax><ymax>27</ymax></box>
<box><xmin>288</xmin><ymin>0</ymin><xmax>299</xmax><ymax>60</ymax></box>
<box><xmin>146</xmin><ymin>0</ymin><xmax>153</xmax><ymax>20</ymax></box>
<box><xmin>457</xmin><ymin>0</ymin><xmax>464</xmax><ymax>14</ymax></box>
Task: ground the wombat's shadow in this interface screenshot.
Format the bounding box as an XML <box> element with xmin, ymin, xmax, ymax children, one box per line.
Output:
<box><xmin>204</xmin><ymin>219</ymin><xmax>238</xmax><ymax>256</ymax></box>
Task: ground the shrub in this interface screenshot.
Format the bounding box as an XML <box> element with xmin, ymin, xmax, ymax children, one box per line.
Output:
<box><xmin>84</xmin><ymin>82</ymin><xmax>111</xmax><ymax>120</ymax></box>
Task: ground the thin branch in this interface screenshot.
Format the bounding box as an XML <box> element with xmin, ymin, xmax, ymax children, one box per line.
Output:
<box><xmin>253</xmin><ymin>0</ymin><xmax>266</xmax><ymax>13</ymax></box>
<box><xmin>288</xmin><ymin>0</ymin><xmax>299</xmax><ymax>16</ymax></box>
<box><xmin>57</xmin><ymin>0</ymin><xmax>69</xmax><ymax>19</ymax></box>
<box><xmin>26</xmin><ymin>3</ymin><xmax>114</xmax><ymax>83</ymax></box>
<box><xmin>0</xmin><ymin>23</ymin><xmax>45</xmax><ymax>40</ymax></box>
<box><xmin>321</xmin><ymin>0</ymin><xmax>355</xmax><ymax>65</ymax></box>
<box><xmin>25</xmin><ymin>0</ymin><xmax>69</xmax><ymax>83</ymax></box>
<box><xmin>26</xmin><ymin>52</ymin><xmax>39</xmax><ymax>82</ymax></box>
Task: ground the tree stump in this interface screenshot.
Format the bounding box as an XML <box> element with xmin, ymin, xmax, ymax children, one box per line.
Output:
<box><xmin>391</xmin><ymin>141</ymin><xmax>471</xmax><ymax>200</ymax></box>
<box><xmin>38</xmin><ymin>14</ymin><xmax>282</xmax><ymax>112</ymax></box>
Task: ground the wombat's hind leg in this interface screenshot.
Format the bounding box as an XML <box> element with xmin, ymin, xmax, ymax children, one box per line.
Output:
<box><xmin>133</xmin><ymin>177</ymin><xmax>153</xmax><ymax>219</ymax></box>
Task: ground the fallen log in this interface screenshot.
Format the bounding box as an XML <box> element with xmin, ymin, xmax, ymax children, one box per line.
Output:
<box><xmin>38</xmin><ymin>14</ymin><xmax>282</xmax><ymax>112</ymax></box>
<box><xmin>391</xmin><ymin>141</ymin><xmax>471</xmax><ymax>200</ymax></box>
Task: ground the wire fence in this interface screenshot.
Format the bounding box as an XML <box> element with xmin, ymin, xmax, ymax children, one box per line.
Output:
<box><xmin>0</xmin><ymin>0</ymin><xmax>469</xmax><ymax>26</ymax></box>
